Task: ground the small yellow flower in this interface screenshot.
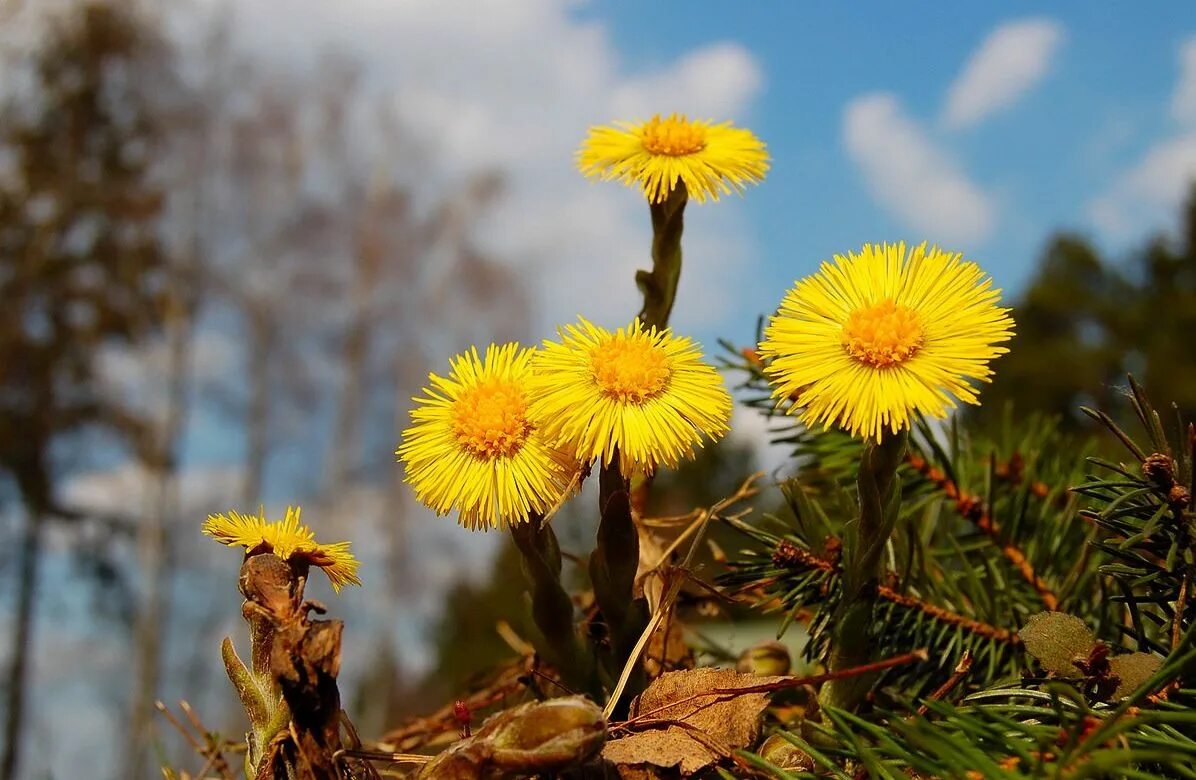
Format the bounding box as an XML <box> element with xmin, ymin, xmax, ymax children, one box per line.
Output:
<box><xmin>397</xmin><ymin>343</ymin><xmax>578</xmax><ymax>530</ymax></box>
<box><xmin>203</xmin><ymin>506</ymin><xmax>361</xmax><ymax>592</ymax></box>
<box><xmin>758</xmin><ymin>242</ymin><xmax>1015</xmax><ymax>442</ymax></box>
<box><xmin>528</xmin><ymin>318</ymin><xmax>732</xmax><ymax>476</ymax></box>
<box><xmin>577</xmin><ymin>113</ymin><xmax>768</xmax><ymax>204</ymax></box>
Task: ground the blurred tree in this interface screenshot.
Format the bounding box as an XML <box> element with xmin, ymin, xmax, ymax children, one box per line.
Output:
<box><xmin>981</xmin><ymin>185</ymin><xmax>1196</xmax><ymax>427</ymax></box>
<box><xmin>0</xmin><ymin>4</ymin><xmax>168</xmax><ymax>779</ymax></box>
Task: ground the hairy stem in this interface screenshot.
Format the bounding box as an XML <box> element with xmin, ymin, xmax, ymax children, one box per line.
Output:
<box><xmin>636</xmin><ymin>182</ymin><xmax>687</xmax><ymax>331</ymax></box>
<box><xmin>819</xmin><ymin>431</ymin><xmax>907</xmax><ymax>713</ymax></box>
<box><xmin>510</xmin><ymin>515</ymin><xmax>595</xmax><ymax>697</ymax></box>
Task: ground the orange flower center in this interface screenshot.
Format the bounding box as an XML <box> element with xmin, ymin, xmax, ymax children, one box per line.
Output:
<box><xmin>451</xmin><ymin>378</ymin><xmax>531</xmax><ymax>459</ymax></box>
<box><xmin>842</xmin><ymin>299</ymin><xmax>924</xmax><ymax>368</ymax></box>
<box><xmin>641</xmin><ymin>114</ymin><xmax>706</xmax><ymax>156</ymax></box>
<box><xmin>591</xmin><ymin>335</ymin><xmax>671</xmax><ymax>404</ymax></box>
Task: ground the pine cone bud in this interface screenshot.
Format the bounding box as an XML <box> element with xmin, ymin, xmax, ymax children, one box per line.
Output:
<box><xmin>1142</xmin><ymin>453</ymin><xmax>1176</xmax><ymax>487</ymax></box>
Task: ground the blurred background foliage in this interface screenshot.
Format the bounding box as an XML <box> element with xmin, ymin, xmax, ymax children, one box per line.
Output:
<box><xmin>1</xmin><ymin>1</ymin><xmax>1195</xmax><ymax>779</ymax></box>
<box><xmin>980</xmin><ymin>191</ymin><xmax>1196</xmax><ymax>428</ymax></box>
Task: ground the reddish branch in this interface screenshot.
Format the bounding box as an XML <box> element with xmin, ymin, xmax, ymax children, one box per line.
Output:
<box><xmin>992</xmin><ymin>452</ymin><xmax>1066</xmax><ymax>507</ymax></box>
<box><xmin>906</xmin><ymin>453</ymin><xmax>1059</xmax><ymax>611</ymax></box>
<box><xmin>378</xmin><ymin>657</ymin><xmax>535</xmax><ymax>751</ymax></box>
<box><xmin>771</xmin><ymin>539</ymin><xmax>1021</xmax><ymax>646</ymax></box>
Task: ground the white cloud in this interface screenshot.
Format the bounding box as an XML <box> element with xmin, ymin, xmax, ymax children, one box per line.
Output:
<box><xmin>844</xmin><ymin>93</ymin><xmax>995</xmax><ymax>243</ymax></box>
<box><xmin>942</xmin><ymin>18</ymin><xmax>1064</xmax><ymax>130</ymax></box>
<box><xmin>1089</xmin><ymin>133</ymin><xmax>1196</xmax><ymax>237</ymax></box>
<box><xmin>1090</xmin><ymin>39</ymin><xmax>1196</xmax><ymax>238</ymax></box>
<box><xmin>191</xmin><ymin>0</ymin><xmax>765</xmax><ymax>334</ymax></box>
<box><xmin>1173</xmin><ymin>37</ymin><xmax>1196</xmax><ymax>127</ymax></box>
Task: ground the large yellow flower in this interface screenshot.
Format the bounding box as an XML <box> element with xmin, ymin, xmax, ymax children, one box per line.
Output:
<box><xmin>203</xmin><ymin>506</ymin><xmax>361</xmax><ymax>592</ymax></box>
<box><xmin>758</xmin><ymin>242</ymin><xmax>1015</xmax><ymax>442</ymax></box>
<box><xmin>398</xmin><ymin>343</ymin><xmax>577</xmax><ymax>530</ymax></box>
<box><xmin>577</xmin><ymin>113</ymin><xmax>768</xmax><ymax>204</ymax></box>
<box><xmin>528</xmin><ymin>318</ymin><xmax>732</xmax><ymax>476</ymax></box>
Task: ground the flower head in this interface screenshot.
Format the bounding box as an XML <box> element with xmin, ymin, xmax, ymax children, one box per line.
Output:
<box><xmin>528</xmin><ymin>317</ymin><xmax>732</xmax><ymax>476</ymax></box>
<box><xmin>758</xmin><ymin>242</ymin><xmax>1015</xmax><ymax>442</ymax></box>
<box><xmin>577</xmin><ymin>113</ymin><xmax>768</xmax><ymax>204</ymax></box>
<box><xmin>203</xmin><ymin>506</ymin><xmax>360</xmax><ymax>591</ymax></box>
<box><xmin>398</xmin><ymin>343</ymin><xmax>578</xmax><ymax>530</ymax></box>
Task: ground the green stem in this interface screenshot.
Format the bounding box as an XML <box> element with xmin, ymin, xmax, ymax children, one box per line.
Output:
<box><xmin>819</xmin><ymin>430</ymin><xmax>908</xmax><ymax>714</ymax></box>
<box><xmin>637</xmin><ymin>182</ymin><xmax>688</xmax><ymax>331</ymax></box>
<box><xmin>510</xmin><ymin>515</ymin><xmax>595</xmax><ymax>696</ymax></box>
<box><xmin>590</xmin><ymin>460</ymin><xmax>650</xmax><ymax>714</ymax></box>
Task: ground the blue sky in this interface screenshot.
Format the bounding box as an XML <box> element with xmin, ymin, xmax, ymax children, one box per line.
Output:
<box><xmin>18</xmin><ymin>6</ymin><xmax>1196</xmax><ymax>777</ymax></box>
<box><xmin>595</xmin><ymin>3</ymin><xmax>1196</xmax><ymax>316</ymax></box>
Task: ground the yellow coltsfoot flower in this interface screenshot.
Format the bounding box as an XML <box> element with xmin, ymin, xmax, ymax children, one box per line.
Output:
<box><xmin>528</xmin><ymin>317</ymin><xmax>732</xmax><ymax>476</ymax></box>
<box><xmin>203</xmin><ymin>506</ymin><xmax>360</xmax><ymax>591</ymax></box>
<box><xmin>398</xmin><ymin>343</ymin><xmax>578</xmax><ymax>530</ymax></box>
<box><xmin>577</xmin><ymin>113</ymin><xmax>768</xmax><ymax>204</ymax></box>
<box><xmin>758</xmin><ymin>242</ymin><xmax>1015</xmax><ymax>442</ymax></box>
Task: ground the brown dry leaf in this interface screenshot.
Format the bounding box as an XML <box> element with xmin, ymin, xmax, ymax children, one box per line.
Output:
<box><xmin>1019</xmin><ymin>611</ymin><xmax>1095</xmax><ymax>675</ymax></box>
<box><xmin>643</xmin><ymin>618</ymin><xmax>694</xmax><ymax>679</ymax></box>
<box><xmin>602</xmin><ymin>667</ymin><xmax>783</xmax><ymax>776</ymax></box>
<box><xmin>603</xmin><ymin>729</ymin><xmax>715</xmax><ymax>776</ymax></box>
<box><xmin>1109</xmin><ymin>652</ymin><xmax>1163</xmax><ymax>699</ymax></box>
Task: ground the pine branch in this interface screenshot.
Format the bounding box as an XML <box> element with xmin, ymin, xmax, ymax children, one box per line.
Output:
<box><xmin>772</xmin><ymin>538</ymin><xmax>1021</xmax><ymax>647</ymax></box>
<box><xmin>906</xmin><ymin>452</ymin><xmax>1059</xmax><ymax>610</ymax></box>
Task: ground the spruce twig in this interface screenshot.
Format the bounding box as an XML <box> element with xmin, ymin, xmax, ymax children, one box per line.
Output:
<box><xmin>907</xmin><ymin>452</ymin><xmax>1060</xmax><ymax>610</ymax></box>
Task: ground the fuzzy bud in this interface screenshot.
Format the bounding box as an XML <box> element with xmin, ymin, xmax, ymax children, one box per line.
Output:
<box><xmin>483</xmin><ymin>696</ymin><xmax>606</xmax><ymax>772</ymax></box>
<box><xmin>758</xmin><ymin>733</ymin><xmax>812</xmax><ymax>771</ymax></box>
<box><xmin>737</xmin><ymin>640</ymin><xmax>792</xmax><ymax>677</ymax></box>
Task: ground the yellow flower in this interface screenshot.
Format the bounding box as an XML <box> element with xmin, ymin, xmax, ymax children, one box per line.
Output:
<box><xmin>397</xmin><ymin>343</ymin><xmax>578</xmax><ymax>530</ymax></box>
<box><xmin>577</xmin><ymin>113</ymin><xmax>768</xmax><ymax>204</ymax></box>
<box><xmin>202</xmin><ymin>506</ymin><xmax>361</xmax><ymax>592</ymax></box>
<box><xmin>758</xmin><ymin>242</ymin><xmax>1015</xmax><ymax>442</ymax></box>
<box><xmin>528</xmin><ymin>317</ymin><xmax>732</xmax><ymax>476</ymax></box>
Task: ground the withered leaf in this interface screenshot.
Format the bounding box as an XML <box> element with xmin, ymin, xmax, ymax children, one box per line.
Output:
<box><xmin>1109</xmin><ymin>652</ymin><xmax>1163</xmax><ymax>699</ymax></box>
<box><xmin>602</xmin><ymin>667</ymin><xmax>783</xmax><ymax>776</ymax></box>
<box><xmin>603</xmin><ymin>728</ymin><xmax>715</xmax><ymax>776</ymax></box>
<box><xmin>1019</xmin><ymin>611</ymin><xmax>1096</xmax><ymax>675</ymax></box>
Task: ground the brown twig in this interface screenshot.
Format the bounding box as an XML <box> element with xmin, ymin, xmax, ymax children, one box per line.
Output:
<box><xmin>155</xmin><ymin>700</ymin><xmax>236</xmax><ymax>780</ymax></box>
<box><xmin>992</xmin><ymin>452</ymin><xmax>1068</xmax><ymax>508</ymax></box>
<box><xmin>378</xmin><ymin>657</ymin><xmax>532</xmax><ymax>750</ymax></box>
<box><xmin>617</xmin><ymin>649</ymin><xmax>929</xmax><ymax>729</ymax></box>
<box><xmin>877</xmin><ymin>586</ymin><xmax>1021</xmax><ymax>645</ymax></box>
<box><xmin>916</xmin><ymin>652</ymin><xmax>974</xmax><ymax>716</ymax></box>
<box><xmin>906</xmin><ymin>452</ymin><xmax>1059</xmax><ymax>610</ymax></box>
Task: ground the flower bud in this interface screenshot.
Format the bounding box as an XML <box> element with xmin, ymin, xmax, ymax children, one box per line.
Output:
<box><xmin>759</xmin><ymin>733</ymin><xmax>812</xmax><ymax>771</ymax></box>
<box><xmin>483</xmin><ymin>696</ymin><xmax>606</xmax><ymax>772</ymax></box>
<box><xmin>737</xmin><ymin>640</ymin><xmax>792</xmax><ymax>676</ymax></box>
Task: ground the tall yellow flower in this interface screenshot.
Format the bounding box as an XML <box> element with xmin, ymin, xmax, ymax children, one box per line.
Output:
<box><xmin>758</xmin><ymin>242</ymin><xmax>1014</xmax><ymax>442</ymax></box>
<box><xmin>203</xmin><ymin>506</ymin><xmax>361</xmax><ymax>592</ymax></box>
<box><xmin>577</xmin><ymin>113</ymin><xmax>768</xmax><ymax>204</ymax></box>
<box><xmin>528</xmin><ymin>318</ymin><xmax>732</xmax><ymax>476</ymax></box>
<box><xmin>398</xmin><ymin>343</ymin><xmax>577</xmax><ymax>530</ymax></box>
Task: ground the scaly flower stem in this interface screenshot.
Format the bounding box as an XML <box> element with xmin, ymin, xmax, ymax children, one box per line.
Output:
<box><xmin>637</xmin><ymin>181</ymin><xmax>688</xmax><ymax>331</ymax></box>
<box><xmin>630</xmin><ymin>182</ymin><xmax>689</xmax><ymax>520</ymax></box>
<box><xmin>819</xmin><ymin>430</ymin><xmax>908</xmax><ymax>714</ymax></box>
<box><xmin>591</xmin><ymin>461</ymin><xmax>649</xmax><ymax>713</ymax></box>
<box><xmin>510</xmin><ymin>515</ymin><xmax>596</xmax><ymax>697</ymax></box>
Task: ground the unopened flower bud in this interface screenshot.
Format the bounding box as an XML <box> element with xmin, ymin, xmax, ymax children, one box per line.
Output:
<box><xmin>759</xmin><ymin>733</ymin><xmax>812</xmax><ymax>771</ymax></box>
<box><xmin>483</xmin><ymin>696</ymin><xmax>606</xmax><ymax>772</ymax></box>
<box><xmin>737</xmin><ymin>640</ymin><xmax>791</xmax><ymax>676</ymax></box>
